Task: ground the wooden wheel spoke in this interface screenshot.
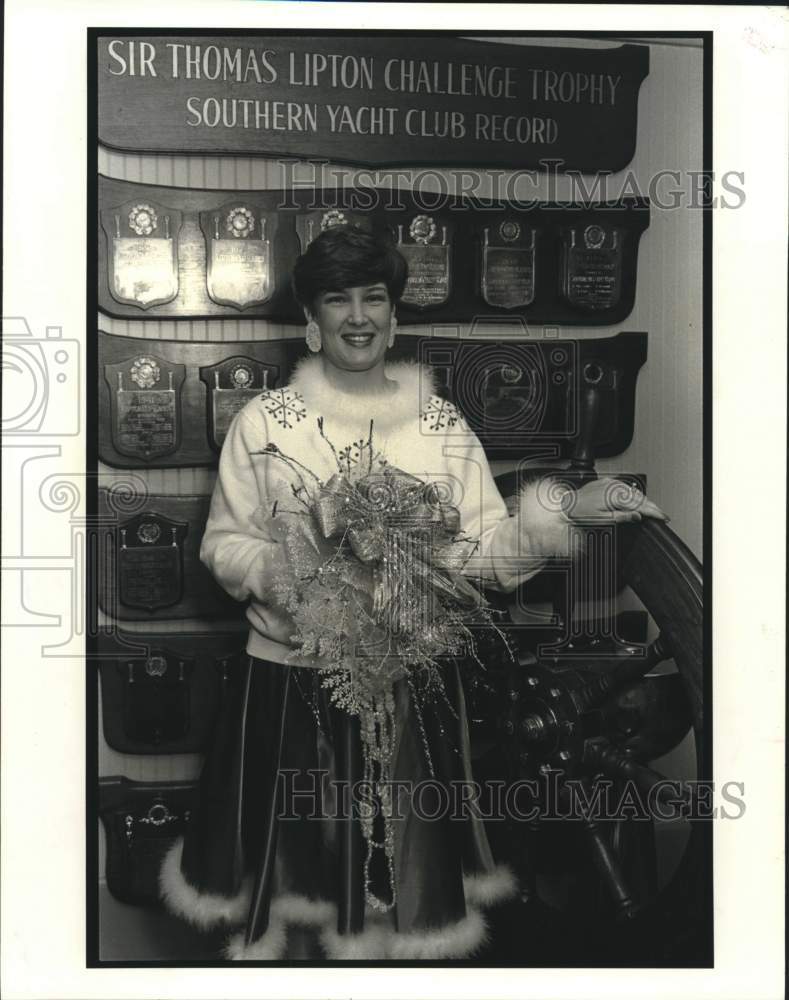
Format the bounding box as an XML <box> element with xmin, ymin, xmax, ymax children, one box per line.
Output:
<box><xmin>577</xmin><ymin>781</ymin><xmax>638</xmax><ymax>919</ymax></box>
<box><xmin>584</xmin><ymin>739</ymin><xmax>692</xmax><ymax>815</ymax></box>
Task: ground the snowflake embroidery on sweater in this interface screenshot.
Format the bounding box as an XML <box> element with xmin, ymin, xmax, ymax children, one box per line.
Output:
<box><xmin>260</xmin><ymin>388</ymin><xmax>307</xmax><ymax>429</ymax></box>
<box><xmin>337</xmin><ymin>439</ymin><xmax>372</xmax><ymax>473</ymax></box>
<box><xmin>421</xmin><ymin>395</ymin><xmax>461</xmax><ymax>431</ymax></box>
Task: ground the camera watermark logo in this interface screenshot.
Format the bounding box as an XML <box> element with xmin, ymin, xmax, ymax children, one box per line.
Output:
<box><xmin>2</xmin><ymin>317</ymin><xmax>81</xmax><ymax>437</ymax></box>
<box><xmin>1</xmin><ymin>317</ymin><xmax>101</xmax><ymax>656</ymax></box>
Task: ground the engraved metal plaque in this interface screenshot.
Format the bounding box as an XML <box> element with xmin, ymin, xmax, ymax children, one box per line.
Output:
<box><xmin>117</xmin><ymin>512</ymin><xmax>187</xmax><ymax>612</ymax></box>
<box><xmin>104</xmin><ymin>355</ymin><xmax>186</xmax><ymax>461</ymax></box>
<box><xmin>481</xmin><ymin>221</ymin><xmax>536</xmax><ymax>309</ymax></box>
<box><xmin>97</xmin><ymin>491</ymin><xmax>247</xmax><ymax>619</ymax></box>
<box><xmin>120</xmin><ymin>650</ymin><xmax>195</xmax><ymax>746</ymax></box>
<box><xmin>561</xmin><ymin>225</ymin><xmax>624</xmax><ymax>311</ymax></box>
<box><xmin>103</xmin><ymin>201</ymin><xmax>182</xmax><ymax>309</ymax></box>
<box><xmin>199</xmin><ymin>356</ymin><xmax>280</xmax><ymax>450</ymax></box>
<box><xmin>398</xmin><ymin>215</ymin><xmax>451</xmax><ymax>309</ymax></box>
<box><xmin>201</xmin><ymin>204</ymin><xmax>273</xmax><ymax>309</ymax></box>
<box><xmin>295</xmin><ymin>208</ymin><xmax>372</xmax><ymax>253</ymax></box>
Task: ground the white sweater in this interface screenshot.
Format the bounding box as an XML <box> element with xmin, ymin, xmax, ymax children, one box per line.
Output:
<box><xmin>200</xmin><ymin>355</ymin><xmax>568</xmax><ymax>665</ymax></box>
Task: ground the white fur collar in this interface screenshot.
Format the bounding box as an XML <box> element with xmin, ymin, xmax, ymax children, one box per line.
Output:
<box><xmin>288</xmin><ymin>354</ymin><xmax>437</xmax><ymax>432</ymax></box>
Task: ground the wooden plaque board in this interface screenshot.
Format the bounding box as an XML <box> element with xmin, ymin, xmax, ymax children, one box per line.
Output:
<box><xmin>99</xmin><ymin>330</ymin><xmax>646</xmax><ymax>466</ymax></box>
<box><xmin>97</xmin><ymin>630</ymin><xmax>247</xmax><ymax>754</ymax></box>
<box><xmin>96</xmin><ymin>490</ymin><xmax>247</xmax><ymax>621</ymax></box>
<box><xmin>99</xmin><ymin>176</ymin><xmax>650</xmax><ymax>325</ymax></box>
<box><xmin>99</xmin><ymin>330</ymin><xmax>302</xmax><ymax>468</ymax></box>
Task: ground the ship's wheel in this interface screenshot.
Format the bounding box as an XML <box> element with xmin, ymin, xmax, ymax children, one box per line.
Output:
<box><xmin>466</xmin><ymin>473</ymin><xmax>709</xmax><ymax>966</ymax></box>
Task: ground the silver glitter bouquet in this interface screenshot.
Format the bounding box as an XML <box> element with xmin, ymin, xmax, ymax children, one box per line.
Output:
<box><xmin>251</xmin><ymin>420</ymin><xmax>509</xmax><ymax>910</ymax></box>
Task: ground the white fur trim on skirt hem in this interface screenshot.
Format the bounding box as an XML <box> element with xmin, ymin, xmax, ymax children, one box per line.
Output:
<box><xmin>159</xmin><ymin>836</ymin><xmax>252</xmax><ymax>930</ymax></box>
<box><xmin>160</xmin><ymin>837</ymin><xmax>509</xmax><ymax>959</ymax></box>
<box><xmin>388</xmin><ymin>908</ymin><xmax>489</xmax><ymax>960</ymax></box>
<box><xmin>224</xmin><ymin>918</ymin><xmax>288</xmax><ymax>960</ymax></box>
<box><xmin>320</xmin><ymin>920</ymin><xmax>394</xmax><ymax>961</ymax></box>
<box><xmin>320</xmin><ymin>907</ymin><xmax>489</xmax><ymax>961</ymax></box>
<box><xmin>463</xmin><ymin>864</ymin><xmax>518</xmax><ymax>907</ymax></box>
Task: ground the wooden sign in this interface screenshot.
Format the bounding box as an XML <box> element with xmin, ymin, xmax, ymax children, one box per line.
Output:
<box><xmin>97</xmin><ymin>34</ymin><xmax>648</xmax><ymax>172</ymax></box>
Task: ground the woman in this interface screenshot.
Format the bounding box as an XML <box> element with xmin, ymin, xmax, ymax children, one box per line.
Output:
<box><xmin>159</xmin><ymin>226</ymin><xmax>665</xmax><ymax>960</ymax></box>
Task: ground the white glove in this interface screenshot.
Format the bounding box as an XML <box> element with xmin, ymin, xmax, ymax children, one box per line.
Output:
<box><xmin>559</xmin><ymin>477</ymin><xmax>669</xmax><ymax>525</ymax></box>
<box><xmin>498</xmin><ymin>476</ymin><xmax>668</xmax><ymax>588</ymax></box>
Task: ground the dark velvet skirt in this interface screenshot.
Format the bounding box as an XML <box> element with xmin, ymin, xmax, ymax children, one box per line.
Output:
<box><xmin>160</xmin><ymin>655</ymin><xmax>515</xmax><ymax>960</ymax></box>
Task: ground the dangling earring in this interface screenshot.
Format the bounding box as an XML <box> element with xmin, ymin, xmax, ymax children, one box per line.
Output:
<box><xmin>388</xmin><ymin>314</ymin><xmax>397</xmax><ymax>348</ymax></box>
<box><xmin>306</xmin><ymin>319</ymin><xmax>321</xmax><ymax>353</ymax></box>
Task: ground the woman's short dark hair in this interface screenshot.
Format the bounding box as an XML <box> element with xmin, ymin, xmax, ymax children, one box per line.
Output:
<box><xmin>292</xmin><ymin>226</ymin><xmax>408</xmax><ymax>310</ymax></box>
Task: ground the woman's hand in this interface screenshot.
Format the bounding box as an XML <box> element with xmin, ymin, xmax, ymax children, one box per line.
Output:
<box><xmin>562</xmin><ymin>477</ymin><xmax>669</xmax><ymax>525</ymax></box>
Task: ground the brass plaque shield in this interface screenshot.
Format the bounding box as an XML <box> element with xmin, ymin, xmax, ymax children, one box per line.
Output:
<box><xmin>481</xmin><ymin>221</ymin><xmax>536</xmax><ymax>309</ymax></box>
<box><xmin>104</xmin><ymin>202</ymin><xmax>181</xmax><ymax>309</ymax></box>
<box><xmin>117</xmin><ymin>512</ymin><xmax>187</xmax><ymax>612</ymax></box>
<box><xmin>104</xmin><ymin>355</ymin><xmax>185</xmax><ymax>461</ymax></box>
<box><xmin>398</xmin><ymin>215</ymin><xmax>451</xmax><ymax>309</ymax></box>
<box><xmin>199</xmin><ymin>356</ymin><xmax>280</xmax><ymax>450</ymax></box>
<box><xmin>295</xmin><ymin>207</ymin><xmax>372</xmax><ymax>252</ymax></box>
<box><xmin>561</xmin><ymin>225</ymin><xmax>623</xmax><ymax>311</ymax></box>
<box><xmin>202</xmin><ymin>205</ymin><xmax>273</xmax><ymax>309</ymax></box>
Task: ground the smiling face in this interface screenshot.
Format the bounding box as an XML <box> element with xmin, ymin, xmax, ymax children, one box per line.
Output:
<box><xmin>307</xmin><ymin>283</ymin><xmax>394</xmax><ymax>374</ymax></box>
